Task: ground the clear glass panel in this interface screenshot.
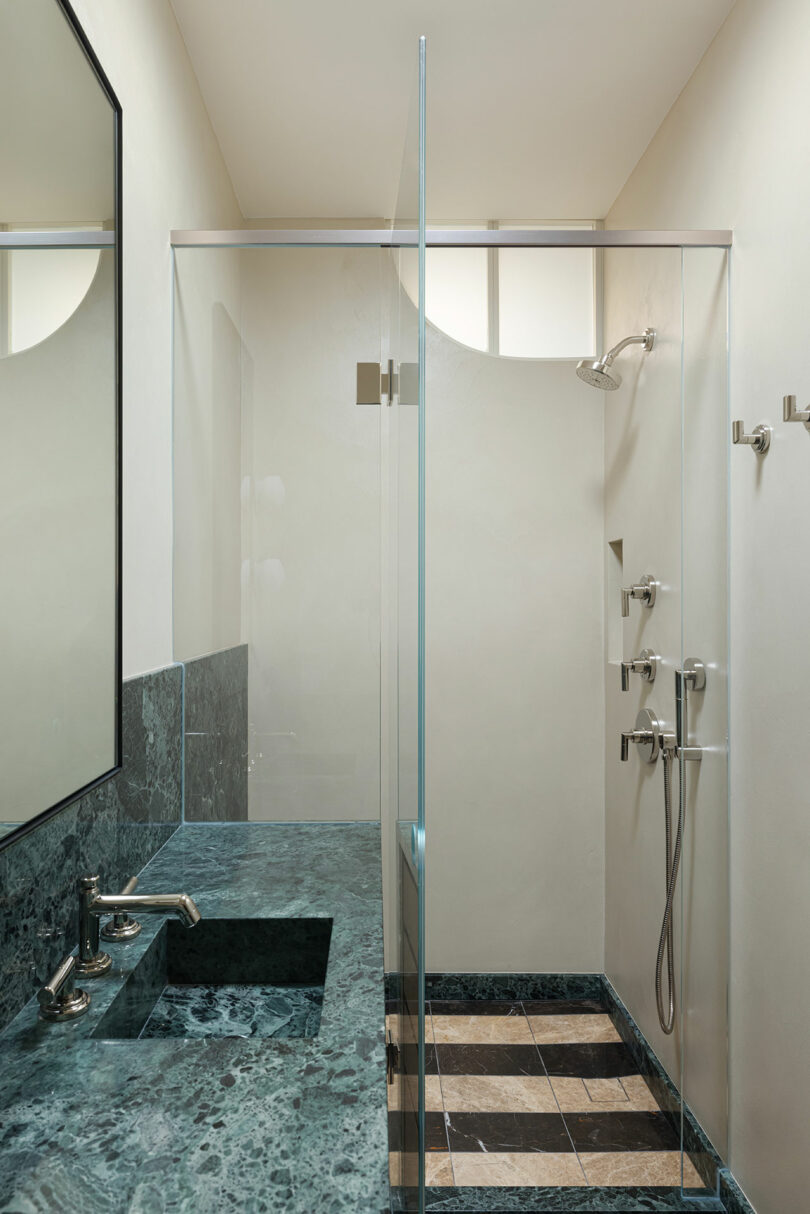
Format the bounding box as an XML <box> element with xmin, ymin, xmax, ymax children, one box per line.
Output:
<box><xmin>172</xmin><ymin>244</ymin><xmax>383</xmax><ymax>824</ymax></box>
<box><xmin>679</xmin><ymin>246</ymin><xmax>730</xmax><ymax>1189</ymax></box>
<box><xmin>385</xmin><ymin>36</ymin><xmax>426</xmax><ymax>1214</ymax></box>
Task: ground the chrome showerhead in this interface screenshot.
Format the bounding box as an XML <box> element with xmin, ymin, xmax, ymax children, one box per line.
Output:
<box><xmin>576</xmin><ymin>327</ymin><xmax>656</xmax><ymax>391</ymax></box>
<box><xmin>576</xmin><ymin>360</ymin><xmax>621</xmax><ymax>391</ymax></box>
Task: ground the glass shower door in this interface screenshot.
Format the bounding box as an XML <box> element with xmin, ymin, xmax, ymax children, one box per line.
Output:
<box><xmin>386</xmin><ymin>35</ymin><xmax>426</xmax><ymax>1214</ymax></box>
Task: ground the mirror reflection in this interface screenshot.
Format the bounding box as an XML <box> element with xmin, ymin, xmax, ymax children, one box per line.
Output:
<box><xmin>0</xmin><ymin>0</ymin><xmax>120</xmax><ymax>843</ymax></box>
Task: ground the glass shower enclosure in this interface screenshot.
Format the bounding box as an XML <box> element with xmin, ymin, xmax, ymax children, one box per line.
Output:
<box><xmin>171</xmin><ymin>36</ymin><xmax>731</xmax><ymax>1213</ymax></box>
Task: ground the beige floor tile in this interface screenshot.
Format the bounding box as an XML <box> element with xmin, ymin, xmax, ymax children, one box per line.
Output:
<box><xmin>550</xmin><ymin>1076</ymin><xmax>656</xmax><ymax>1114</ymax></box>
<box><xmin>528</xmin><ymin>1014</ymin><xmax>620</xmax><ymax>1044</ymax></box>
<box><xmin>451</xmin><ymin>1152</ymin><xmax>586</xmax><ymax>1187</ymax></box>
<box><xmin>440</xmin><ymin>1074</ymin><xmax>558</xmax><ymax>1113</ymax></box>
<box><xmin>389</xmin><ymin>1153</ymin><xmax>420</xmax><ymax>1187</ymax></box>
<box><xmin>579</xmin><ymin>1151</ymin><xmax>703</xmax><ymax>1187</ymax></box>
<box><xmin>425</xmin><ymin>1154</ymin><xmax>455</xmax><ymax>1186</ymax></box>
<box><xmin>388</xmin><ymin>1013</ymin><xmax>434</xmax><ymax>1044</ymax></box>
<box><xmin>431</xmin><ymin>1015</ymin><xmax>534</xmax><ymax>1045</ymax></box>
<box><xmin>389</xmin><ymin>1151</ymin><xmax>455</xmax><ymax>1187</ymax></box>
<box><xmin>387</xmin><ymin>1073</ymin><xmax>443</xmax><ymax>1112</ymax></box>
<box><xmin>583</xmin><ymin>1078</ymin><xmax>628</xmax><ymax>1103</ymax></box>
<box><xmin>620</xmin><ymin>1075</ymin><xmax>662</xmax><ymax>1112</ymax></box>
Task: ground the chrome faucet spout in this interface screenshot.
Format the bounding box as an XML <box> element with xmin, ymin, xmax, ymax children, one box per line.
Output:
<box><xmin>76</xmin><ymin>875</ymin><xmax>202</xmax><ymax>978</ymax></box>
<box><xmin>91</xmin><ymin>892</ymin><xmax>201</xmax><ymax>927</ymax></box>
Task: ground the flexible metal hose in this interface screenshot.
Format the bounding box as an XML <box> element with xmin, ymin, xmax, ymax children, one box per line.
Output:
<box><xmin>655</xmin><ymin>746</ymin><xmax>684</xmax><ymax>1035</ymax></box>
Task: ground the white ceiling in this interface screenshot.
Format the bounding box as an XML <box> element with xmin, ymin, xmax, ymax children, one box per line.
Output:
<box><xmin>169</xmin><ymin>0</ymin><xmax>735</xmax><ymax>222</ymax></box>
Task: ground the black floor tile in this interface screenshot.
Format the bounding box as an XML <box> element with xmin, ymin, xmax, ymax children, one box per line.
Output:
<box><xmin>523</xmin><ymin>999</ymin><xmax>607</xmax><ymax>1015</ymax></box>
<box><xmin>388</xmin><ymin>1109</ymin><xmax>448</xmax><ymax>1153</ymax></box>
<box><xmin>538</xmin><ymin>1042</ymin><xmax>637</xmax><ymax>1078</ymax></box>
<box><xmin>564</xmin><ymin>1111</ymin><xmax>681</xmax><ymax>1152</ymax></box>
<box><xmin>436</xmin><ymin>1044</ymin><xmax>545</xmax><ymax>1076</ymax></box>
<box><xmin>399</xmin><ymin>1042</ymin><xmax>439</xmax><ymax>1074</ymax></box>
<box><xmin>430</xmin><ymin>1000</ymin><xmax>525</xmax><ymax>1016</ymax></box>
<box><xmin>444</xmin><ymin>1111</ymin><xmax>574</xmax><ymax>1153</ymax></box>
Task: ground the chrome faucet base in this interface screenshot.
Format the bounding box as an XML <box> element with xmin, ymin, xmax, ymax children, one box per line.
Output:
<box><xmin>101</xmin><ymin>916</ymin><xmax>142</xmax><ymax>942</ymax></box>
<box><xmin>100</xmin><ymin>876</ymin><xmax>142</xmax><ymax>941</ymax></box>
<box><xmin>75</xmin><ymin>950</ymin><xmax>112</xmax><ymax>977</ymax></box>
<box><xmin>37</xmin><ymin>954</ymin><xmax>91</xmax><ymax>1022</ymax></box>
<box><xmin>39</xmin><ymin>987</ymin><xmax>91</xmax><ymax>1021</ymax></box>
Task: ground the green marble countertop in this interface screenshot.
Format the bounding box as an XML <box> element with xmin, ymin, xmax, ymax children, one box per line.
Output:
<box><xmin>0</xmin><ymin>823</ymin><xmax>389</xmax><ymax>1213</ymax></box>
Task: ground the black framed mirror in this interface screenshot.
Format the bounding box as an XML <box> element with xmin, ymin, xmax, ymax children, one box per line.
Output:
<box><xmin>0</xmin><ymin>0</ymin><xmax>121</xmax><ymax>849</ymax></box>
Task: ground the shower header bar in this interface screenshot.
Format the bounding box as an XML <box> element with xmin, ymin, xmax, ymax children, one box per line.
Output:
<box><xmin>0</xmin><ymin>230</ymin><xmax>115</xmax><ymax>249</ymax></box>
<box><xmin>170</xmin><ymin>228</ymin><xmax>733</xmax><ymax>250</ymax></box>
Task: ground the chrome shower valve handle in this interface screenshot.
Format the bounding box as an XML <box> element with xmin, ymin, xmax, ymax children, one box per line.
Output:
<box><xmin>621</xmin><ymin>574</ymin><xmax>657</xmax><ymax>618</ymax></box>
<box><xmin>620</xmin><ymin>708</ymin><xmax>673</xmax><ymax>764</ymax></box>
<box><xmin>620</xmin><ymin>648</ymin><xmax>658</xmax><ymax>691</ymax></box>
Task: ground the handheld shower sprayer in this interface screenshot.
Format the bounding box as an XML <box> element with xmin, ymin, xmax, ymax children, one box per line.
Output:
<box><xmin>576</xmin><ymin>327</ymin><xmax>656</xmax><ymax>391</ymax></box>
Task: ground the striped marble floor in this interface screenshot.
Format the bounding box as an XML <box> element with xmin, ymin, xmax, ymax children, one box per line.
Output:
<box><xmin>388</xmin><ymin>998</ymin><xmax>703</xmax><ymax>1192</ymax></box>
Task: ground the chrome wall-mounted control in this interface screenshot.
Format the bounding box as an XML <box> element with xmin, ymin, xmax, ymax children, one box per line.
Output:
<box><xmin>621</xmin><ymin>574</ymin><xmax>657</xmax><ymax>618</ymax></box>
<box><xmin>37</xmin><ymin>954</ymin><xmax>90</xmax><ymax>1022</ymax></box>
<box><xmin>100</xmin><ymin>876</ymin><xmax>142</xmax><ymax>942</ymax></box>
<box><xmin>675</xmin><ymin>658</ymin><xmax>705</xmax><ymax>763</ymax></box>
<box><xmin>621</xmin><ymin>708</ymin><xmax>673</xmax><ymax>764</ymax></box>
<box><xmin>783</xmin><ymin>393</ymin><xmax>810</xmax><ymax>432</ymax></box>
<box><xmin>620</xmin><ymin>648</ymin><xmax>658</xmax><ymax>691</ymax></box>
<box><xmin>732</xmin><ymin>419</ymin><xmax>771</xmax><ymax>454</ymax></box>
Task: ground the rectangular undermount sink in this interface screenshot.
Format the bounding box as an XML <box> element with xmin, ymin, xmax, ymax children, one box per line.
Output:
<box><xmin>92</xmin><ymin>917</ymin><xmax>332</xmax><ymax>1040</ymax></box>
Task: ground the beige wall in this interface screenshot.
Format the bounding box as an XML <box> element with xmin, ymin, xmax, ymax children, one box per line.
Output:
<box><xmin>607</xmin><ymin>1</ymin><xmax>810</xmax><ymax>1209</ymax></box>
<box><xmin>424</xmin><ymin>327</ymin><xmax>606</xmax><ymax>974</ymax></box>
<box><xmin>602</xmin><ymin>246</ymin><xmax>730</xmax><ymax>1157</ymax></box>
<box><xmin>240</xmin><ymin>248</ymin><xmax>383</xmax><ymax>822</ymax></box>
<box><xmin>71</xmin><ymin>0</ymin><xmax>242</xmax><ymax>678</ymax></box>
<box><xmin>172</xmin><ymin>248</ymin><xmax>242</xmax><ymax>661</ymax></box>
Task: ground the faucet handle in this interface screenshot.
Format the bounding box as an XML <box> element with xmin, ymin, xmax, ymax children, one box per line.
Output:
<box><xmin>621</xmin><ymin>708</ymin><xmax>663</xmax><ymax>764</ymax></box>
<box><xmin>732</xmin><ymin>419</ymin><xmax>771</xmax><ymax>453</ymax></box>
<box><xmin>783</xmin><ymin>394</ymin><xmax>810</xmax><ymax>430</ymax></box>
<box><xmin>620</xmin><ymin>649</ymin><xmax>658</xmax><ymax>691</ymax></box>
<box><xmin>621</xmin><ymin>574</ymin><xmax>657</xmax><ymax>618</ymax></box>
<box><xmin>101</xmin><ymin>876</ymin><xmax>142</xmax><ymax>942</ymax></box>
<box><xmin>38</xmin><ymin>954</ymin><xmax>91</xmax><ymax>1022</ymax></box>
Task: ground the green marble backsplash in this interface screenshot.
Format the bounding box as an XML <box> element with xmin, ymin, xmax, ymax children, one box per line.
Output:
<box><xmin>183</xmin><ymin>645</ymin><xmax>248</xmax><ymax>822</ymax></box>
<box><xmin>0</xmin><ymin>664</ymin><xmax>183</xmax><ymax>1032</ymax></box>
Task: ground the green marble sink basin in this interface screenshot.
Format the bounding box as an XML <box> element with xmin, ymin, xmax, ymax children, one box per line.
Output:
<box><xmin>91</xmin><ymin>917</ymin><xmax>332</xmax><ymax>1040</ymax></box>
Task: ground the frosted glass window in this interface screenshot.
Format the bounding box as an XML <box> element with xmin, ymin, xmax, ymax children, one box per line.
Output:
<box><xmin>424</xmin><ymin>248</ymin><xmax>488</xmax><ymax>352</ymax></box>
<box><xmin>399</xmin><ymin>238</ymin><xmax>488</xmax><ymax>353</ymax></box>
<box><xmin>498</xmin><ymin>241</ymin><xmax>595</xmax><ymax>359</ymax></box>
<box><xmin>399</xmin><ymin>221</ymin><xmax>596</xmax><ymax>360</ymax></box>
